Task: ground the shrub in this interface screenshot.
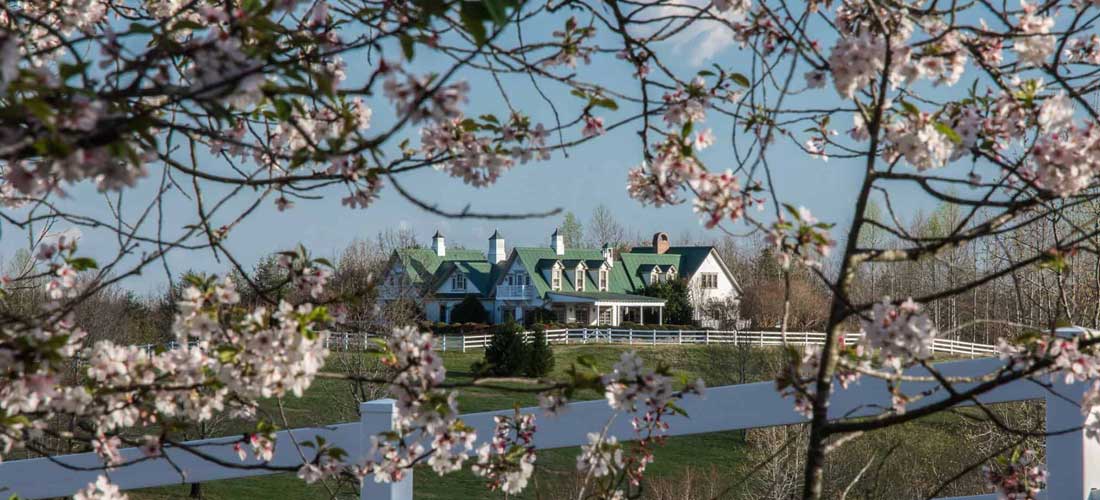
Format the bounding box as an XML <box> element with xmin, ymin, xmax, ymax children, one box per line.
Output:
<box><xmin>449</xmin><ymin>295</ymin><xmax>489</xmax><ymax>324</ymax></box>
<box><xmin>639</xmin><ymin>279</ymin><xmax>694</xmax><ymax>325</ymax></box>
<box><xmin>524</xmin><ymin>327</ymin><xmax>555</xmax><ymax>378</ymax></box>
<box><xmin>525</xmin><ymin>307</ymin><xmax>556</xmax><ymax>327</ymax></box>
<box><xmin>480</xmin><ymin>321</ymin><xmax>528</xmax><ymax>376</ymax></box>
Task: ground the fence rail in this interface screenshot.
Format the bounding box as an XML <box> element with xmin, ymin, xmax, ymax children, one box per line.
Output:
<box><xmin>319</xmin><ymin>329</ymin><xmax>999</xmax><ymax>357</ymax></box>
<box><xmin>5</xmin><ymin>354</ymin><xmax>1093</xmax><ymax>499</ymax></box>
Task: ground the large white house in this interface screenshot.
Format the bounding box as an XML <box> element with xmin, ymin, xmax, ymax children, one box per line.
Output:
<box><xmin>378</xmin><ymin>229</ymin><xmax>742</xmax><ymax>327</ymax></box>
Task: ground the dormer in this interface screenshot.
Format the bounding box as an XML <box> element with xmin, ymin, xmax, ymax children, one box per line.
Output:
<box><xmin>549</xmin><ymin>261</ymin><xmax>564</xmax><ymax>291</ymax></box>
<box><xmin>649</xmin><ymin>266</ymin><xmax>662</xmax><ymax>284</ymax></box>
<box><xmin>666</xmin><ymin>265</ymin><xmax>677</xmax><ymax>281</ymax></box>
<box><xmin>573</xmin><ymin>261</ymin><xmax>588</xmax><ymax>292</ymax></box>
<box><xmin>597</xmin><ymin>262</ymin><xmax>610</xmax><ymax>291</ymax></box>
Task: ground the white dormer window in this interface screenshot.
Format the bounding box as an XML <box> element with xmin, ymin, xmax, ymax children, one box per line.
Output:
<box><xmin>599</xmin><ymin>268</ymin><xmax>609</xmax><ymax>291</ymax></box>
<box><xmin>452</xmin><ymin>273</ymin><xmax>467</xmax><ymax>290</ymax></box>
<box><xmin>667</xmin><ymin>266</ymin><xmax>677</xmax><ymax>280</ymax></box>
<box><xmin>650</xmin><ymin>268</ymin><xmax>661</xmax><ymax>284</ymax></box>
<box><xmin>551</xmin><ymin>267</ymin><xmax>562</xmax><ymax>291</ymax></box>
<box><xmin>575</xmin><ymin>268</ymin><xmax>585</xmax><ymax>292</ymax></box>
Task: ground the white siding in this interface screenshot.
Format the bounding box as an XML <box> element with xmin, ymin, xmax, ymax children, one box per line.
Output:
<box><xmin>687</xmin><ymin>251</ymin><xmax>740</xmax><ymax>326</ymax></box>
<box><xmin>689</xmin><ymin>252</ymin><xmax>739</xmax><ymax>302</ymax></box>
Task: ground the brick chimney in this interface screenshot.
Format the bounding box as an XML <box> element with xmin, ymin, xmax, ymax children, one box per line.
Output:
<box><xmin>652</xmin><ymin>232</ymin><xmax>670</xmax><ymax>255</ymax></box>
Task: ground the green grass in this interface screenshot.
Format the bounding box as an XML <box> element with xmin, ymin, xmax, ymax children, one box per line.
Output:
<box><xmin>130</xmin><ymin>344</ymin><xmax>768</xmax><ymax>499</ymax></box>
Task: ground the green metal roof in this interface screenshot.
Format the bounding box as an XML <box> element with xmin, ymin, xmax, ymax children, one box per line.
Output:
<box><xmin>618</xmin><ymin>252</ymin><xmax>683</xmax><ymax>289</ymax></box>
<box><xmin>429</xmin><ymin>260</ymin><xmax>494</xmax><ymax>295</ymax></box>
<box><xmin>513</xmin><ymin>247</ymin><xmax>636</xmax><ymax>298</ymax></box>
<box><xmin>630</xmin><ymin>246</ymin><xmax>713</xmax><ymax>275</ymax></box>
<box><xmin>390</xmin><ymin>243</ymin><xmax>731</xmax><ymax>302</ymax></box>
<box><xmin>392</xmin><ymin>248</ymin><xmax>486</xmax><ymax>283</ymax></box>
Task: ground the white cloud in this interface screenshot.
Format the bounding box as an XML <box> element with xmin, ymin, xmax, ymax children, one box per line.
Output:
<box><xmin>637</xmin><ymin>0</ymin><xmax>745</xmax><ymax>65</ymax></box>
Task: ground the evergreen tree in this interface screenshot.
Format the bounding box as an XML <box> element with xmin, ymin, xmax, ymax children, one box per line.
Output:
<box><xmin>560</xmin><ymin>212</ymin><xmax>584</xmax><ymax>248</ymax></box>
<box><xmin>524</xmin><ymin>327</ymin><xmax>555</xmax><ymax>377</ymax></box>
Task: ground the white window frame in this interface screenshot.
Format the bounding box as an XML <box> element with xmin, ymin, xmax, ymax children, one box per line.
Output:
<box><xmin>599</xmin><ymin>268</ymin><xmax>609</xmax><ymax>291</ymax></box>
<box><xmin>452</xmin><ymin>273</ymin><xmax>467</xmax><ymax>291</ymax></box>
<box><xmin>701</xmin><ymin>272</ymin><xmax>718</xmax><ymax>289</ymax></box>
<box><xmin>575</xmin><ymin>268</ymin><xmax>585</xmax><ymax>292</ymax></box>
<box><xmin>551</xmin><ymin>268</ymin><xmax>562</xmax><ymax>291</ymax></box>
<box><xmin>650</xmin><ymin>268</ymin><xmax>661</xmax><ymax>284</ymax></box>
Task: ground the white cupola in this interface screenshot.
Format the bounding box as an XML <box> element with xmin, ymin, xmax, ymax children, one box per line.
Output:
<box><xmin>488</xmin><ymin>229</ymin><xmax>506</xmax><ymax>264</ymax></box>
<box><xmin>432</xmin><ymin>230</ymin><xmax>446</xmax><ymax>257</ymax></box>
<box><xmin>551</xmin><ymin>228</ymin><xmax>565</xmax><ymax>255</ymax></box>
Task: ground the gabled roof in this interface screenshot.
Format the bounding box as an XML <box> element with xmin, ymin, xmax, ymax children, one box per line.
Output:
<box><xmin>388</xmin><ymin>248</ymin><xmax>486</xmax><ymax>286</ymax></box>
<box><xmin>429</xmin><ymin>260</ymin><xmax>494</xmax><ymax>294</ymax></box>
<box><xmin>512</xmin><ymin>247</ymin><xmax>634</xmax><ymax>298</ymax></box>
<box><xmin>619</xmin><ymin>252</ymin><xmax>683</xmax><ymax>289</ymax></box>
<box><xmin>630</xmin><ymin>246</ymin><xmax>713</xmax><ymax>275</ymax></box>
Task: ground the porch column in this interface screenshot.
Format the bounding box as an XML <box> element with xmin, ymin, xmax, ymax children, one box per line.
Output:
<box><xmin>639</xmin><ymin>305</ymin><xmax>645</xmax><ymax>325</ymax></box>
<box><xmin>658</xmin><ymin>306</ymin><xmax>663</xmax><ymax>325</ymax></box>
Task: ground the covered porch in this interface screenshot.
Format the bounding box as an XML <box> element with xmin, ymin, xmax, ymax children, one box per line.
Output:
<box><xmin>545</xmin><ymin>292</ymin><xmax>666</xmax><ymax>326</ymax></box>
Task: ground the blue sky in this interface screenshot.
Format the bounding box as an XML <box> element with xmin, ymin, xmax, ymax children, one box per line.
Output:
<box><xmin>0</xmin><ymin>6</ymin><xmax>955</xmax><ymax>294</ymax></box>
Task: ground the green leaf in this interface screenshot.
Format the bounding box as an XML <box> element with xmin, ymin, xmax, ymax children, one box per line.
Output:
<box><xmin>898</xmin><ymin>100</ymin><xmax>920</xmax><ymax>116</ymax></box>
<box><xmin>460</xmin><ymin>2</ymin><xmax>489</xmax><ymax>45</ymax></box>
<box><xmin>399</xmin><ymin>34</ymin><xmax>415</xmax><ymax>61</ymax></box>
<box><xmin>697</xmin><ymin>70</ymin><xmax>716</xmax><ymax>77</ymax></box>
<box><xmin>575</xmin><ymin>355</ymin><xmax>598</xmax><ymax>370</ymax></box>
<box><xmin>68</xmin><ymin>257</ymin><xmax>98</xmax><ymax>271</ymax></box>
<box><xmin>274</xmin><ymin>99</ymin><xmax>292</xmax><ymax>121</ymax></box>
<box><xmin>934</xmin><ymin>121</ymin><xmax>962</xmax><ymax>145</ymax></box>
<box><xmin>482</xmin><ymin>0</ymin><xmax>509</xmax><ymax>25</ymax></box>
<box><xmin>592</xmin><ymin>97</ymin><xmax>618</xmax><ymax>111</ymax></box>
<box><xmin>729</xmin><ymin>73</ymin><xmax>750</xmax><ymax>87</ymax></box>
<box><xmin>59</xmin><ymin>62</ymin><xmax>88</xmax><ymax>81</ymax></box>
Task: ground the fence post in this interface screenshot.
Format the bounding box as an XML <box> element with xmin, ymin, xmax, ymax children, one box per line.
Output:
<box><xmin>629</xmin><ymin>330</ymin><xmax>633</xmax><ymax>345</ymax></box>
<box><xmin>705</xmin><ymin>330</ymin><xmax>710</xmax><ymax>344</ymax></box>
<box><xmin>442</xmin><ymin>335</ymin><xmax>447</xmax><ymax>352</ymax></box>
<box><xmin>733</xmin><ymin>329</ymin><xmax>738</xmax><ymax>345</ymax></box>
<box><xmin>359</xmin><ymin>400</ymin><xmax>414</xmax><ymax>500</ymax></box>
<box><xmin>1045</xmin><ymin>378</ymin><xmax>1100</xmax><ymax>500</ymax></box>
<box><xmin>652</xmin><ymin>329</ymin><xmax>656</xmax><ymax>346</ymax></box>
<box><xmin>678</xmin><ymin>329</ymin><xmax>682</xmax><ymax>345</ymax></box>
<box><xmin>461</xmin><ymin>335</ymin><xmax>466</xmax><ymax>353</ymax></box>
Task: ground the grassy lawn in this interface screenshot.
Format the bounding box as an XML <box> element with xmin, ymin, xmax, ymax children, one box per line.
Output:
<box><xmin>130</xmin><ymin>344</ymin><xmax>769</xmax><ymax>499</ymax></box>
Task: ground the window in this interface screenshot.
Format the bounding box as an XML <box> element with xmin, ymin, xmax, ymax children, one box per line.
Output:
<box><xmin>525</xmin><ymin>274</ymin><xmax>531</xmax><ymax>286</ymax></box>
<box><xmin>650</xmin><ymin>269</ymin><xmax>661</xmax><ymax>284</ymax></box>
<box><xmin>551</xmin><ymin>268</ymin><xmax>562</xmax><ymax>291</ymax></box>
<box><xmin>667</xmin><ymin>267</ymin><xmax>677</xmax><ymax>280</ymax></box>
<box><xmin>599</xmin><ymin>268</ymin><xmax>609</xmax><ymax>291</ymax></box>
<box><xmin>701</xmin><ymin>273</ymin><xmax>718</xmax><ymax>289</ymax></box>
<box><xmin>575</xmin><ymin>269</ymin><xmax>585</xmax><ymax>292</ymax></box>
<box><xmin>452</xmin><ymin>273</ymin><xmax>466</xmax><ymax>290</ymax></box>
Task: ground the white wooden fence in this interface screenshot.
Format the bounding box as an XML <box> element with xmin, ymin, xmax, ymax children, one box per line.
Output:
<box><xmin>3</xmin><ymin>354</ymin><xmax>1096</xmax><ymax>499</ymax></box>
<box><xmin>321</xmin><ymin>329</ymin><xmax>999</xmax><ymax>357</ymax></box>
